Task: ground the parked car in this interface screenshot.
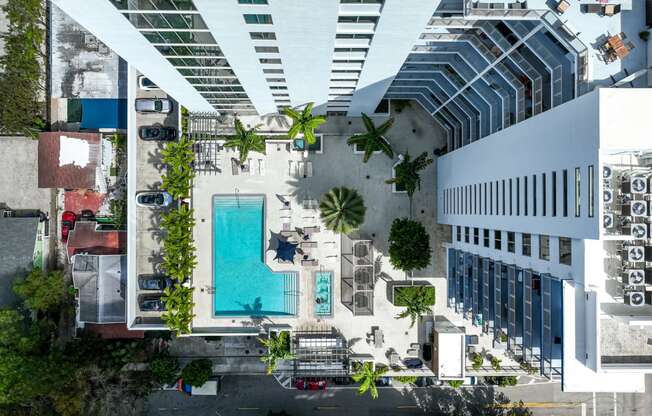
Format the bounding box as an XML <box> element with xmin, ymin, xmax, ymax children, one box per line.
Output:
<box><xmin>415</xmin><ymin>377</ymin><xmax>442</xmax><ymax>387</ymax></box>
<box><xmin>61</xmin><ymin>211</ymin><xmax>77</xmax><ymax>242</ymax></box>
<box><xmin>375</xmin><ymin>376</ymin><xmax>392</xmax><ymax>387</ymax></box>
<box><xmin>137</xmin><ymin>75</ymin><xmax>159</xmax><ymax>90</ymax></box>
<box><xmin>139</xmin><ymin>295</ymin><xmax>166</xmax><ymax>312</ymax></box>
<box><xmin>139</xmin><ymin>125</ymin><xmax>177</xmax><ymax>141</ymax></box>
<box><xmin>463</xmin><ymin>376</ymin><xmax>477</xmax><ymax>386</ymax></box>
<box><xmin>332</xmin><ymin>377</ymin><xmax>352</xmax><ymax>385</ymax></box>
<box><xmin>403</xmin><ymin>358</ymin><xmax>423</xmax><ymax>369</ymax></box>
<box><xmin>96</xmin><ymin>223</ymin><xmax>117</xmax><ymax>231</ymax></box>
<box><xmin>294</xmin><ymin>378</ymin><xmax>327</xmax><ymax>390</ymax></box>
<box><xmin>135</xmin><ymin>191</ymin><xmax>173</xmax><ymax>208</ymax></box>
<box><xmin>138</xmin><ymin>274</ymin><xmax>173</xmax><ymax>291</ymax></box>
<box><xmin>80</xmin><ymin>209</ymin><xmax>95</xmax><ymax>221</ymax></box>
<box><xmin>135</xmin><ymin>98</ymin><xmax>172</xmax><ymax>113</ymax></box>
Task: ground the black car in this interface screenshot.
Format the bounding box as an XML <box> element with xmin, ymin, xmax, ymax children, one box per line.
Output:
<box><xmin>403</xmin><ymin>357</ymin><xmax>423</xmax><ymax>369</ymax></box>
<box><xmin>80</xmin><ymin>209</ymin><xmax>95</xmax><ymax>221</ymax></box>
<box><xmin>332</xmin><ymin>377</ymin><xmax>352</xmax><ymax>385</ymax></box>
<box><xmin>139</xmin><ymin>125</ymin><xmax>177</xmax><ymax>141</ymax></box>
<box><xmin>138</xmin><ymin>274</ymin><xmax>173</xmax><ymax>291</ymax></box>
<box><xmin>139</xmin><ymin>295</ymin><xmax>166</xmax><ymax>312</ymax></box>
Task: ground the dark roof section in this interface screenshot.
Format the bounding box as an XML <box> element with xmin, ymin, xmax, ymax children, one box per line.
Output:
<box><xmin>0</xmin><ymin>217</ymin><xmax>39</xmax><ymax>308</ymax></box>
<box><xmin>66</xmin><ymin>221</ymin><xmax>126</xmax><ymax>258</ymax></box>
<box><xmin>72</xmin><ymin>254</ymin><xmax>126</xmax><ymax>323</ymax></box>
<box><xmin>85</xmin><ymin>323</ymin><xmax>145</xmax><ymax>339</ymax></box>
<box><xmin>38</xmin><ymin>132</ymin><xmax>101</xmax><ymax>189</ymax></box>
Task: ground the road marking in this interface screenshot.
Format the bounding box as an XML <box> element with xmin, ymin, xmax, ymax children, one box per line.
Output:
<box><xmin>613</xmin><ymin>392</ymin><xmax>617</xmax><ymax>416</ymax></box>
<box><xmin>592</xmin><ymin>392</ymin><xmax>596</xmax><ymax>416</ymax></box>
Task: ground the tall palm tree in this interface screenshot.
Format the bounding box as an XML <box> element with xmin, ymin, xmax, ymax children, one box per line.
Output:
<box><xmin>385</xmin><ymin>151</ymin><xmax>433</xmax><ymax>216</ymax></box>
<box><xmin>161</xmin><ymin>135</ymin><xmax>196</xmax><ymax>199</ymax></box>
<box><xmin>346</xmin><ymin>113</ymin><xmax>394</xmax><ymax>163</ymax></box>
<box><xmin>223</xmin><ymin>118</ymin><xmax>266</xmax><ymax>165</ymax></box>
<box><xmin>394</xmin><ymin>286</ymin><xmax>433</xmax><ymax>328</ymax></box>
<box><xmin>351</xmin><ymin>362</ymin><xmax>387</xmax><ymax>400</ymax></box>
<box><xmin>319</xmin><ymin>187</ymin><xmax>366</xmax><ymax>234</ymax></box>
<box><xmin>259</xmin><ymin>331</ymin><xmax>294</xmax><ymax>375</ymax></box>
<box><xmin>284</xmin><ymin>102</ymin><xmax>326</xmax><ymax>145</ymax></box>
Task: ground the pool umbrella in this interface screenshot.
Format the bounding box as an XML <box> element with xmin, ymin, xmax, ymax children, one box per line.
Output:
<box><xmin>274</xmin><ymin>239</ymin><xmax>298</xmax><ymax>263</ymax></box>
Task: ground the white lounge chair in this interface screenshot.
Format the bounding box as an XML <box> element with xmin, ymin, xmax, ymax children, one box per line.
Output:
<box><xmin>305</xmin><ymin>161</ymin><xmax>313</xmax><ymax>178</ymax></box>
<box><xmin>259</xmin><ymin>159</ymin><xmax>265</xmax><ymax>176</ymax></box>
<box><xmin>288</xmin><ymin>160</ymin><xmax>295</xmax><ymax>176</ymax></box>
<box><xmin>296</xmin><ymin>161</ymin><xmax>305</xmax><ymax>178</ymax></box>
<box><xmin>247</xmin><ymin>159</ymin><xmax>255</xmax><ymax>175</ymax></box>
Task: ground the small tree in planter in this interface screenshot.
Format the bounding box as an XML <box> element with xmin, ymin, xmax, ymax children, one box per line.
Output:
<box><xmin>491</xmin><ymin>356</ymin><xmax>502</xmax><ymax>371</ymax></box>
<box><xmin>351</xmin><ymin>362</ymin><xmax>387</xmax><ymax>400</ymax></box>
<box><xmin>149</xmin><ymin>353</ymin><xmax>180</xmax><ymax>386</ymax></box>
<box><xmin>259</xmin><ymin>331</ymin><xmax>294</xmax><ymax>375</ymax></box>
<box><xmin>471</xmin><ymin>352</ymin><xmax>484</xmax><ymax>370</ymax></box>
<box><xmin>393</xmin><ymin>285</ymin><xmax>435</xmax><ymax>328</ymax></box>
<box><xmin>388</xmin><ymin>218</ymin><xmax>432</xmax><ymax>272</ymax></box>
<box><xmin>447</xmin><ymin>380</ymin><xmax>463</xmax><ymax>388</ymax></box>
<box><xmin>181</xmin><ymin>359</ymin><xmax>213</xmax><ymax>387</ymax></box>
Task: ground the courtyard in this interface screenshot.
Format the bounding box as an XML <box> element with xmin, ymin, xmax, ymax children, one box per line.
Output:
<box><xmin>191</xmin><ymin>101</ymin><xmax>452</xmax><ymax>368</ymax></box>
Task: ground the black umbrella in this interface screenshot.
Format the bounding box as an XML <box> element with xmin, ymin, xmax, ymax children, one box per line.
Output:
<box><xmin>274</xmin><ymin>239</ymin><xmax>298</xmax><ymax>263</ymax></box>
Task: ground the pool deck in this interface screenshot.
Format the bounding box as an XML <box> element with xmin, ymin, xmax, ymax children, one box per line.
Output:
<box><xmin>191</xmin><ymin>102</ymin><xmax>453</xmax><ymax>366</ymax></box>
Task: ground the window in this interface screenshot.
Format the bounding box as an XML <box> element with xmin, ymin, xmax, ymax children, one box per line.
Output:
<box><xmin>494</xmin><ymin>230</ymin><xmax>502</xmax><ymax>250</ymax></box>
<box><xmin>336</xmin><ymin>33</ymin><xmax>374</xmax><ymax>39</ymax></box>
<box><xmin>563</xmin><ymin>169</ymin><xmax>568</xmax><ymax>217</ymax></box>
<box><xmin>265</xmin><ymin>77</ymin><xmax>285</xmax><ymax>82</ymax></box>
<box><xmin>495</xmin><ymin>180</ymin><xmax>499</xmax><ymax>215</ymax></box>
<box><xmin>559</xmin><ymin>237</ymin><xmax>572</xmax><ymax>265</ymax></box>
<box><xmin>539</xmin><ymin>235</ymin><xmax>550</xmax><ymax>261</ymax></box>
<box><xmin>269</xmin><ymin>85</ymin><xmax>287</xmax><ymax>90</ymax></box>
<box><xmin>263</xmin><ymin>68</ymin><xmax>284</xmax><ymax>74</ymax></box>
<box><xmin>575</xmin><ymin>167</ymin><xmax>581</xmax><ymax>217</ymax></box>
<box><xmin>483</xmin><ymin>229</ymin><xmax>490</xmax><ymax>247</ymax></box>
<box><xmin>337</xmin><ymin>15</ymin><xmax>379</xmax><ymax>23</ymax></box>
<box><xmin>239</xmin><ymin>0</ymin><xmax>268</xmax><ymax>4</ymax></box>
<box><xmin>509</xmin><ymin>178</ymin><xmax>513</xmax><ymax>216</ymax></box>
<box><xmin>542</xmin><ymin>173</ymin><xmax>547</xmax><ymax>216</ymax></box>
<box><xmin>507</xmin><ymin>232</ymin><xmax>515</xmax><ymax>253</ymax></box>
<box><xmin>259</xmin><ymin>58</ymin><xmax>281</xmax><ymax>64</ymax></box>
<box><xmin>456</xmin><ymin>226</ymin><xmax>461</xmax><ymax>242</ymax></box>
<box><xmin>502</xmin><ymin>180</ymin><xmax>506</xmax><ymax>215</ymax></box>
<box><xmin>484</xmin><ymin>183</ymin><xmax>487</xmax><ymax>215</ymax></box>
<box><xmin>490</xmin><ymin>182</ymin><xmax>493</xmax><ymax>215</ymax></box>
<box><xmin>588</xmin><ymin>165</ymin><xmax>594</xmax><ymax>217</ymax></box>
<box><xmin>473</xmin><ymin>227</ymin><xmax>479</xmax><ymax>245</ymax></box>
<box><xmin>255</xmin><ymin>46</ymin><xmax>279</xmax><ymax>53</ymax></box>
<box><xmin>552</xmin><ymin>171</ymin><xmax>557</xmax><ymax>217</ymax></box>
<box><xmin>250</xmin><ymin>32</ymin><xmax>276</xmax><ymax>40</ymax></box>
<box><xmin>532</xmin><ymin>174</ymin><xmax>537</xmax><ymax>216</ymax></box>
<box><xmin>243</xmin><ymin>14</ymin><xmax>273</xmax><ymax>24</ymax></box>
<box><xmin>522</xmin><ymin>233</ymin><xmax>531</xmax><ymax>256</ymax></box>
<box><xmin>524</xmin><ymin>176</ymin><xmax>528</xmax><ymax>216</ymax></box>
<box><xmin>516</xmin><ymin>177</ymin><xmax>520</xmax><ymax>216</ymax></box>
<box><xmin>465</xmin><ymin>227</ymin><xmax>470</xmax><ymax>243</ymax></box>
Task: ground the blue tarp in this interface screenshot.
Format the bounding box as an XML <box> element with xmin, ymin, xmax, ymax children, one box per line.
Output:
<box><xmin>80</xmin><ymin>98</ymin><xmax>127</xmax><ymax>129</ymax></box>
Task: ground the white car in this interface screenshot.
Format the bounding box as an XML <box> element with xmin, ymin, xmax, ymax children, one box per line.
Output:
<box><xmin>135</xmin><ymin>191</ymin><xmax>173</xmax><ymax>208</ymax></box>
<box><xmin>138</xmin><ymin>75</ymin><xmax>159</xmax><ymax>90</ymax></box>
<box><xmin>135</xmin><ymin>98</ymin><xmax>173</xmax><ymax>114</ymax></box>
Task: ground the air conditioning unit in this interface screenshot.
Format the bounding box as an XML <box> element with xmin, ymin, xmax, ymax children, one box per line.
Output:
<box><xmin>604</xmin><ymin>213</ymin><xmax>614</xmax><ymax>228</ymax></box>
<box><xmin>626</xmin><ymin>246</ymin><xmax>645</xmax><ymax>262</ymax></box>
<box><xmin>624</xmin><ymin>291</ymin><xmax>646</xmax><ymax>306</ymax></box>
<box><xmin>622</xmin><ymin>176</ymin><xmax>649</xmax><ymax>194</ymax></box>
<box><xmin>630</xmin><ymin>223</ymin><xmax>650</xmax><ymax>239</ymax></box>
<box><xmin>603</xmin><ymin>165</ymin><xmax>613</xmax><ymax>179</ymax></box>
<box><xmin>623</xmin><ymin>269</ymin><xmax>645</xmax><ymax>285</ymax></box>
<box><xmin>631</xmin><ymin>201</ymin><xmax>649</xmax><ymax>217</ymax></box>
<box><xmin>603</xmin><ymin>189</ymin><xmax>614</xmax><ymax>204</ymax></box>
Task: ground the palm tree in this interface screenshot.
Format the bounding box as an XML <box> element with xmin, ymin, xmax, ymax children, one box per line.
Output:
<box><xmin>161</xmin><ymin>135</ymin><xmax>196</xmax><ymax>199</ymax></box>
<box><xmin>351</xmin><ymin>362</ymin><xmax>387</xmax><ymax>400</ymax></box>
<box><xmin>394</xmin><ymin>286</ymin><xmax>433</xmax><ymax>328</ymax></box>
<box><xmin>224</xmin><ymin>118</ymin><xmax>266</xmax><ymax>165</ymax></box>
<box><xmin>259</xmin><ymin>331</ymin><xmax>294</xmax><ymax>375</ymax></box>
<box><xmin>319</xmin><ymin>187</ymin><xmax>366</xmax><ymax>234</ymax></box>
<box><xmin>385</xmin><ymin>151</ymin><xmax>433</xmax><ymax>216</ymax></box>
<box><xmin>346</xmin><ymin>113</ymin><xmax>394</xmax><ymax>163</ymax></box>
<box><xmin>284</xmin><ymin>102</ymin><xmax>326</xmax><ymax>145</ymax></box>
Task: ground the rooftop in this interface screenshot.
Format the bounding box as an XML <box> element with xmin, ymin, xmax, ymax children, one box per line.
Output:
<box><xmin>38</xmin><ymin>132</ymin><xmax>102</xmax><ymax>190</ymax></box>
<box><xmin>0</xmin><ymin>217</ymin><xmax>39</xmax><ymax>308</ymax></box>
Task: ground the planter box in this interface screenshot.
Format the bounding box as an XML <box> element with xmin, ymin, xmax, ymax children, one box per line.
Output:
<box><xmin>392</xmin><ymin>284</ymin><xmax>435</xmax><ymax>306</ymax></box>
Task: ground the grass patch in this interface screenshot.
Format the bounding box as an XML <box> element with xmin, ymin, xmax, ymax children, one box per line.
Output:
<box><xmin>392</xmin><ymin>285</ymin><xmax>435</xmax><ymax>307</ymax></box>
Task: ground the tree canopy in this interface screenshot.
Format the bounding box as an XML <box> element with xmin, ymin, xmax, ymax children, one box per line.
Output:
<box><xmin>388</xmin><ymin>218</ymin><xmax>432</xmax><ymax>272</ymax></box>
<box><xmin>13</xmin><ymin>269</ymin><xmax>69</xmax><ymax>313</ymax></box>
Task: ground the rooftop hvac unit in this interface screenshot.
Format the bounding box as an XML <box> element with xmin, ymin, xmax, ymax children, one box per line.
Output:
<box><xmin>629</xmin><ymin>223</ymin><xmax>650</xmax><ymax>240</ymax></box>
<box><xmin>631</xmin><ymin>200</ymin><xmax>649</xmax><ymax>217</ymax></box>
<box><xmin>624</xmin><ymin>291</ymin><xmax>646</xmax><ymax>306</ymax></box>
<box><xmin>623</xmin><ymin>269</ymin><xmax>645</xmax><ymax>285</ymax></box>
<box><xmin>604</xmin><ymin>213</ymin><xmax>614</xmax><ymax>228</ymax></box>
<box><xmin>622</xmin><ymin>176</ymin><xmax>648</xmax><ymax>194</ymax></box>
<box><xmin>603</xmin><ymin>165</ymin><xmax>613</xmax><ymax>179</ymax></box>
<box><xmin>626</xmin><ymin>246</ymin><xmax>645</xmax><ymax>262</ymax></box>
<box><xmin>604</xmin><ymin>189</ymin><xmax>614</xmax><ymax>204</ymax></box>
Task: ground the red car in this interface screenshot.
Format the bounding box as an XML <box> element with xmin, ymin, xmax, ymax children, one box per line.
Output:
<box><xmin>61</xmin><ymin>211</ymin><xmax>77</xmax><ymax>242</ymax></box>
<box><xmin>294</xmin><ymin>378</ymin><xmax>327</xmax><ymax>390</ymax></box>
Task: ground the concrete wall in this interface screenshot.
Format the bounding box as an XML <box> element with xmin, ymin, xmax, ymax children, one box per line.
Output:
<box><xmin>348</xmin><ymin>0</ymin><xmax>440</xmax><ymax>115</ymax></box>
<box><xmin>52</xmin><ymin>0</ymin><xmax>214</xmax><ymax>112</ymax></box>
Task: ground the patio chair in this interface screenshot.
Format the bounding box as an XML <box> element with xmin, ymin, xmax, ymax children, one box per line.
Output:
<box><xmin>301</xmin><ymin>258</ymin><xmax>319</xmax><ymax>267</ymax></box>
<box><xmin>626</xmin><ymin>41</ymin><xmax>635</xmax><ymax>50</ymax></box>
<box><xmin>619</xmin><ymin>31</ymin><xmax>627</xmax><ymax>40</ymax></box>
<box><xmin>556</xmin><ymin>0</ymin><xmax>569</xmax><ymax>14</ymax></box>
<box><xmin>303</xmin><ymin>225</ymin><xmax>321</xmax><ymax>234</ymax></box>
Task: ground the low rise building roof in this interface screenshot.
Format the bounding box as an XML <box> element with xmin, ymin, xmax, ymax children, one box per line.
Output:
<box><xmin>0</xmin><ymin>217</ymin><xmax>39</xmax><ymax>308</ymax></box>
<box><xmin>72</xmin><ymin>254</ymin><xmax>126</xmax><ymax>324</ymax></box>
<box><xmin>38</xmin><ymin>132</ymin><xmax>101</xmax><ymax>189</ymax></box>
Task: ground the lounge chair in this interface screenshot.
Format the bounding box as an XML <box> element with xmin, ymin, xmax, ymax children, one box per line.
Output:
<box><xmin>301</xmin><ymin>258</ymin><xmax>319</xmax><ymax>267</ymax></box>
<box><xmin>300</xmin><ymin>241</ymin><xmax>317</xmax><ymax>249</ymax></box>
<box><xmin>288</xmin><ymin>160</ymin><xmax>295</xmax><ymax>176</ymax></box>
<box><xmin>305</xmin><ymin>161</ymin><xmax>313</xmax><ymax>178</ymax></box>
<box><xmin>303</xmin><ymin>226</ymin><xmax>320</xmax><ymax>234</ymax></box>
<box><xmin>258</xmin><ymin>159</ymin><xmax>265</xmax><ymax>176</ymax></box>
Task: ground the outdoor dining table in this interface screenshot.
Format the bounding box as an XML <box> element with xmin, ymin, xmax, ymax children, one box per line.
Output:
<box><xmin>606</xmin><ymin>34</ymin><xmax>629</xmax><ymax>59</ymax></box>
<box><xmin>373</xmin><ymin>328</ymin><xmax>384</xmax><ymax>348</ymax></box>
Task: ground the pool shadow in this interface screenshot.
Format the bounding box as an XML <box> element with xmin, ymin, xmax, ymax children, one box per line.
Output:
<box><xmin>237</xmin><ymin>296</ymin><xmax>264</xmax><ymax>319</ymax></box>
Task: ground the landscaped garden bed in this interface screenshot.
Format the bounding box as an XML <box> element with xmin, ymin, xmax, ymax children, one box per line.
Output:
<box><xmin>392</xmin><ymin>285</ymin><xmax>435</xmax><ymax>306</ymax></box>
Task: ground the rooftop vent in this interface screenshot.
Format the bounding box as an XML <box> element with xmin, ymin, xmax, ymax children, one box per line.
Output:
<box><xmin>603</xmin><ymin>165</ymin><xmax>612</xmax><ymax>179</ymax></box>
<box><xmin>623</xmin><ymin>269</ymin><xmax>645</xmax><ymax>285</ymax></box>
<box><xmin>624</xmin><ymin>291</ymin><xmax>646</xmax><ymax>306</ymax></box>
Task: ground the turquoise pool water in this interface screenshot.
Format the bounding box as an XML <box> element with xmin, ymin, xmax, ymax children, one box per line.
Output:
<box><xmin>314</xmin><ymin>271</ymin><xmax>332</xmax><ymax>316</ymax></box>
<box><xmin>213</xmin><ymin>195</ymin><xmax>297</xmax><ymax>316</ymax></box>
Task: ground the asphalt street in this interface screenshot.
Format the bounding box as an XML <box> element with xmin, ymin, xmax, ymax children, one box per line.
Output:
<box><xmin>146</xmin><ymin>375</ymin><xmax>652</xmax><ymax>416</ymax></box>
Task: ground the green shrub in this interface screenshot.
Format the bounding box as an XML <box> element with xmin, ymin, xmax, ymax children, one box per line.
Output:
<box><xmin>639</xmin><ymin>30</ymin><xmax>650</xmax><ymax>41</ymax></box>
<box><xmin>388</xmin><ymin>218</ymin><xmax>432</xmax><ymax>272</ymax></box>
<box><xmin>484</xmin><ymin>376</ymin><xmax>518</xmax><ymax>387</ymax></box>
<box><xmin>471</xmin><ymin>353</ymin><xmax>483</xmax><ymax>370</ymax></box>
<box><xmin>181</xmin><ymin>359</ymin><xmax>213</xmax><ymax>387</ymax></box>
<box><xmin>392</xmin><ymin>286</ymin><xmax>435</xmax><ymax>306</ymax></box>
<box><xmin>491</xmin><ymin>356</ymin><xmax>502</xmax><ymax>371</ymax></box>
<box><xmin>150</xmin><ymin>354</ymin><xmax>179</xmax><ymax>386</ymax></box>
<box><xmin>447</xmin><ymin>380</ymin><xmax>463</xmax><ymax>388</ymax></box>
<box><xmin>13</xmin><ymin>269</ymin><xmax>69</xmax><ymax>313</ymax></box>
<box><xmin>394</xmin><ymin>376</ymin><xmax>418</xmax><ymax>384</ymax></box>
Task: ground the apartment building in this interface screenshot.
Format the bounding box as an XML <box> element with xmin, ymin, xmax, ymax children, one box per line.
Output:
<box><xmin>438</xmin><ymin>88</ymin><xmax>652</xmax><ymax>392</ymax></box>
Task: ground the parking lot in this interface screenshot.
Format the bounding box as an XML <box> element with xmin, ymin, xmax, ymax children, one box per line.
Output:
<box><xmin>134</xmin><ymin>73</ymin><xmax>179</xmax><ymax>321</ymax></box>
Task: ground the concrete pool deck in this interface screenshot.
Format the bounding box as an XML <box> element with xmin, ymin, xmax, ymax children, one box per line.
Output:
<box><xmin>191</xmin><ymin>102</ymin><xmax>453</xmax><ymax>366</ymax></box>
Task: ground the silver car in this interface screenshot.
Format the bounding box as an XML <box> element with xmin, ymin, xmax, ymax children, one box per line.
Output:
<box><xmin>135</xmin><ymin>97</ymin><xmax>172</xmax><ymax>113</ymax></box>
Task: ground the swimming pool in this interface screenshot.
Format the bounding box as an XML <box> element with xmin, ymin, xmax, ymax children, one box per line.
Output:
<box><xmin>213</xmin><ymin>195</ymin><xmax>297</xmax><ymax>316</ymax></box>
<box><xmin>314</xmin><ymin>271</ymin><xmax>332</xmax><ymax>316</ymax></box>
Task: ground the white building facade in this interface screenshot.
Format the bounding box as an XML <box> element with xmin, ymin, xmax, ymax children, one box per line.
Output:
<box><xmin>438</xmin><ymin>88</ymin><xmax>652</xmax><ymax>392</ymax></box>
